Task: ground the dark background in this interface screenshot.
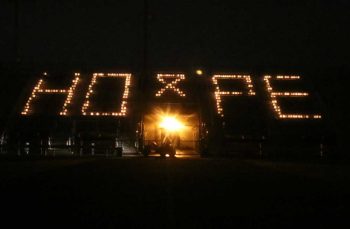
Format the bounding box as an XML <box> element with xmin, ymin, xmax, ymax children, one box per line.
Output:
<box><xmin>0</xmin><ymin>0</ymin><xmax>349</xmax><ymax>150</ymax></box>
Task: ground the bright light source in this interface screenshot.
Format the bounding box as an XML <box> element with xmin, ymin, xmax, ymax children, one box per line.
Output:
<box><xmin>196</xmin><ymin>69</ymin><xmax>203</xmax><ymax>76</ymax></box>
<box><xmin>159</xmin><ymin>116</ymin><xmax>184</xmax><ymax>132</ymax></box>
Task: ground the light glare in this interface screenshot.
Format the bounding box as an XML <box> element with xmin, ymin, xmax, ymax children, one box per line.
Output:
<box><xmin>159</xmin><ymin>116</ymin><xmax>184</xmax><ymax>132</ymax></box>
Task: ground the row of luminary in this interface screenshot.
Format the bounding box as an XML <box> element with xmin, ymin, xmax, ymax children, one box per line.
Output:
<box><xmin>212</xmin><ymin>75</ymin><xmax>321</xmax><ymax>119</ymax></box>
<box><xmin>81</xmin><ymin>73</ymin><xmax>131</xmax><ymax>116</ymax></box>
<box><xmin>22</xmin><ymin>73</ymin><xmax>132</xmax><ymax>117</ymax></box>
<box><xmin>155</xmin><ymin>74</ymin><xmax>186</xmax><ymax>97</ymax></box>
<box><xmin>212</xmin><ymin>75</ymin><xmax>256</xmax><ymax>117</ymax></box>
<box><xmin>21</xmin><ymin>73</ymin><xmax>322</xmax><ymax>119</ymax></box>
<box><xmin>263</xmin><ymin>76</ymin><xmax>321</xmax><ymax>119</ymax></box>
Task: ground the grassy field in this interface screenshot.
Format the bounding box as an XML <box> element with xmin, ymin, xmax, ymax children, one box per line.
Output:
<box><xmin>1</xmin><ymin>157</ymin><xmax>349</xmax><ymax>228</ymax></box>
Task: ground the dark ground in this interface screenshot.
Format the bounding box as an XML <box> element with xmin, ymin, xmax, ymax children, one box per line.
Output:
<box><xmin>1</xmin><ymin>157</ymin><xmax>349</xmax><ymax>228</ymax></box>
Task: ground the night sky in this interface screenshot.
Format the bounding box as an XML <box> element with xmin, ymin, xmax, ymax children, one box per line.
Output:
<box><xmin>0</xmin><ymin>0</ymin><xmax>349</xmax><ymax>148</ymax></box>
<box><xmin>0</xmin><ymin>0</ymin><xmax>349</xmax><ymax>69</ymax></box>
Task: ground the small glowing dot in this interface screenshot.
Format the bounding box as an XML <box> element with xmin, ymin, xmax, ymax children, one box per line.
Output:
<box><xmin>196</xmin><ymin>69</ymin><xmax>203</xmax><ymax>76</ymax></box>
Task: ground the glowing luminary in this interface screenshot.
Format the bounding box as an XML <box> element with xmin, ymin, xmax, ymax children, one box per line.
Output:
<box><xmin>81</xmin><ymin>73</ymin><xmax>131</xmax><ymax>116</ymax></box>
<box><xmin>212</xmin><ymin>75</ymin><xmax>256</xmax><ymax>117</ymax></box>
<box><xmin>155</xmin><ymin>74</ymin><xmax>186</xmax><ymax>97</ymax></box>
<box><xmin>21</xmin><ymin>73</ymin><xmax>80</xmax><ymax>116</ymax></box>
<box><xmin>264</xmin><ymin>75</ymin><xmax>322</xmax><ymax>119</ymax></box>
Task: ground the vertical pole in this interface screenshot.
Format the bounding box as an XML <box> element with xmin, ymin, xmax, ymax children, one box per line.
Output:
<box><xmin>138</xmin><ymin>0</ymin><xmax>149</xmax><ymax>153</ymax></box>
<box><xmin>259</xmin><ymin>142</ymin><xmax>263</xmax><ymax>157</ymax></box>
<box><xmin>14</xmin><ymin>0</ymin><xmax>21</xmax><ymax>63</ymax></box>
<box><xmin>320</xmin><ymin>143</ymin><xmax>324</xmax><ymax>158</ymax></box>
<box><xmin>141</xmin><ymin>0</ymin><xmax>149</xmax><ymax>92</ymax></box>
